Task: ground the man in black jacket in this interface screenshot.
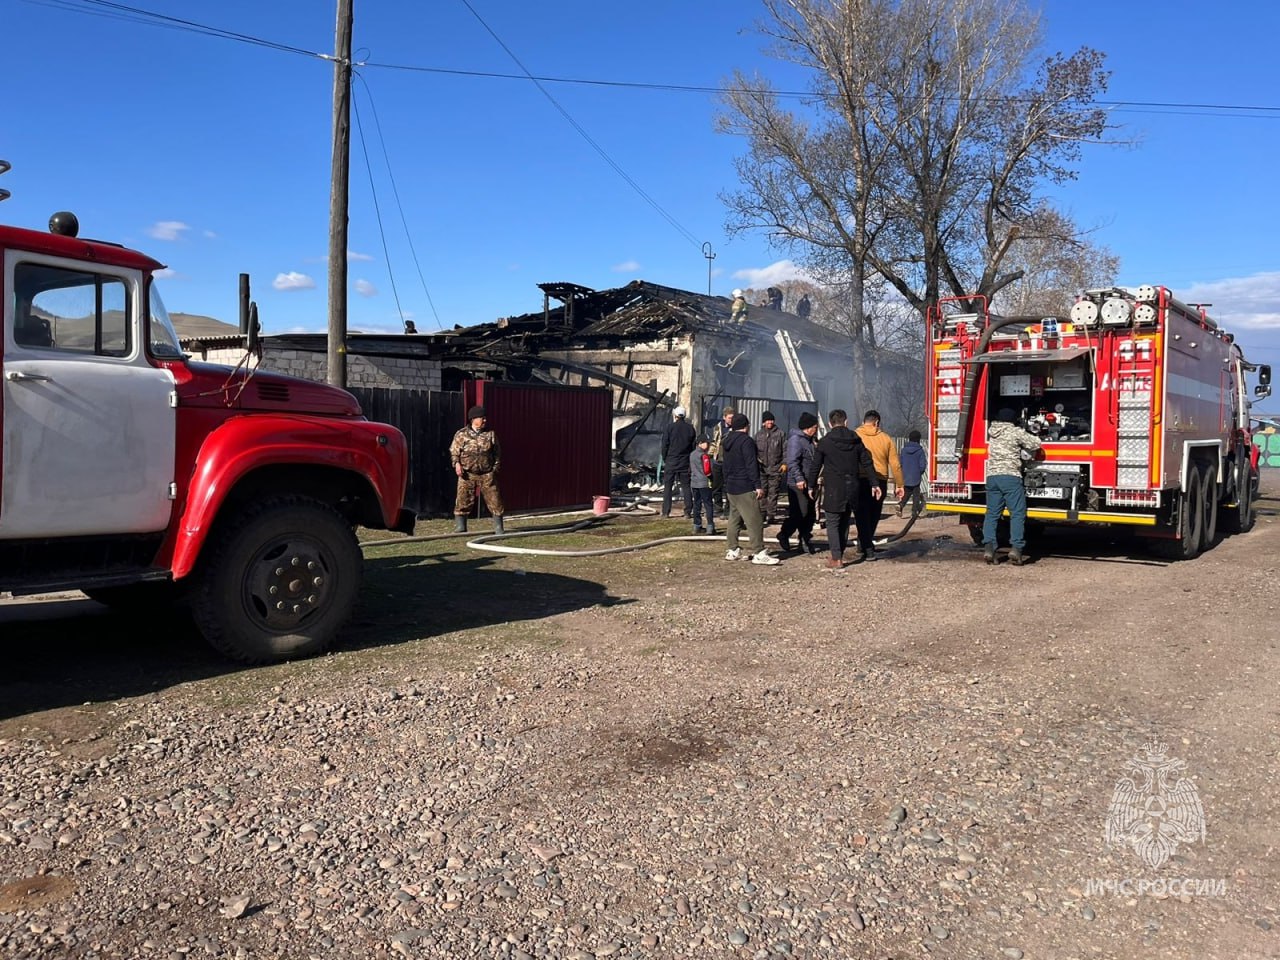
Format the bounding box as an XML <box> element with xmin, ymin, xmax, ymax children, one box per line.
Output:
<box><xmin>660</xmin><ymin>406</ymin><xmax>697</xmax><ymax>518</ymax></box>
<box><xmin>722</xmin><ymin>413</ymin><xmax>780</xmax><ymax>565</ymax></box>
<box><xmin>754</xmin><ymin>411</ymin><xmax>786</xmax><ymax>525</ymax></box>
<box><xmin>807</xmin><ymin>409</ymin><xmax>881</xmax><ymax>568</ymax></box>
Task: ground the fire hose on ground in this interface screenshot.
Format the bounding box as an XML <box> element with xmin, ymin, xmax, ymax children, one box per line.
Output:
<box><xmin>361</xmin><ymin>490</ymin><xmax>931</xmax><ymax>557</ymax></box>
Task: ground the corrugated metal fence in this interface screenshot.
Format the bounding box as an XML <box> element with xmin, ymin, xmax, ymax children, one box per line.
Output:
<box><xmin>352</xmin><ymin>382</ymin><xmax>612</xmax><ymax>517</ymax></box>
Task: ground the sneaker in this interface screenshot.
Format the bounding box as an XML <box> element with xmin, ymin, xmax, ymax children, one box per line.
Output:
<box><xmin>724</xmin><ymin>548</ymin><xmax>742</xmax><ymax>561</ymax></box>
<box><xmin>776</xmin><ymin>534</ymin><xmax>793</xmax><ymax>552</ymax></box>
<box><xmin>751</xmin><ymin>550</ymin><xmax>780</xmax><ymax>566</ymax></box>
<box><xmin>824</xmin><ymin>557</ymin><xmax>843</xmax><ymax>570</ymax></box>
<box><xmin>983</xmin><ymin>544</ymin><xmax>997</xmax><ymax>564</ymax></box>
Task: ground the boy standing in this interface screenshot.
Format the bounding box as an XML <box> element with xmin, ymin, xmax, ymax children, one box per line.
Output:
<box><xmin>688</xmin><ymin>436</ymin><xmax>717</xmax><ymax>535</ymax></box>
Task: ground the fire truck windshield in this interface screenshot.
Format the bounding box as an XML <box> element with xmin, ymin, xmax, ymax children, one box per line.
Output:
<box><xmin>147</xmin><ymin>282</ymin><xmax>184</xmax><ymax>359</ymax></box>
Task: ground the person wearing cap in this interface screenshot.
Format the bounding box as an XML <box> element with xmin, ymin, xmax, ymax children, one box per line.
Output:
<box><xmin>777</xmin><ymin>411</ymin><xmax>820</xmax><ymax>554</ymax></box>
<box><xmin>659</xmin><ymin>405</ymin><xmax>697</xmax><ymax>519</ymax></box>
<box><xmin>449</xmin><ymin>405</ymin><xmax>504</xmax><ymax>534</ymax></box>
<box><xmin>730</xmin><ymin>289</ymin><xmax>749</xmax><ymax>324</ymax></box>
<box><xmin>754</xmin><ymin>410</ymin><xmax>786</xmax><ymax>525</ymax></box>
<box><xmin>721</xmin><ymin>413</ymin><xmax>780</xmax><ymax>565</ymax></box>
<box><xmin>983</xmin><ymin>407</ymin><xmax>1042</xmax><ymax>565</ymax></box>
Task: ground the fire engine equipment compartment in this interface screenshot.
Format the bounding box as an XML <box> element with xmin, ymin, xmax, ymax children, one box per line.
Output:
<box><xmin>985</xmin><ymin>351</ymin><xmax>1094</xmax><ymax>443</ymax></box>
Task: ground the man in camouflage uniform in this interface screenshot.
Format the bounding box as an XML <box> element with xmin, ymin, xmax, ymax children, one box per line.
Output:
<box><xmin>450</xmin><ymin>405</ymin><xmax>504</xmax><ymax>534</ymax></box>
<box><xmin>982</xmin><ymin>407</ymin><xmax>1042</xmax><ymax>565</ymax></box>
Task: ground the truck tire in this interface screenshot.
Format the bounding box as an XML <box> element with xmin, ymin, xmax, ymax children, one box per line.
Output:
<box><xmin>1199</xmin><ymin>464</ymin><xmax>1219</xmax><ymax>551</ymax></box>
<box><xmin>1220</xmin><ymin>462</ymin><xmax>1256</xmax><ymax>535</ymax></box>
<box><xmin>190</xmin><ymin>496</ymin><xmax>362</xmax><ymax>663</ymax></box>
<box><xmin>1156</xmin><ymin>470</ymin><xmax>1203</xmax><ymax>561</ymax></box>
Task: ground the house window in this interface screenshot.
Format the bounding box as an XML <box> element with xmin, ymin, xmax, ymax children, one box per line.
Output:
<box><xmin>760</xmin><ymin>370</ymin><xmax>788</xmax><ymax>400</ymax></box>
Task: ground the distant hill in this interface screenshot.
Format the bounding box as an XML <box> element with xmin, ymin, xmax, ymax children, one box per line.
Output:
<box><xmin>171</xmin><ymin>312</ymin><xmax>239</xmax><ymax>341</ymax></box>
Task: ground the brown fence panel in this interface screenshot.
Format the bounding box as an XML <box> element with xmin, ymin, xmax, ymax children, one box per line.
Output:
<box><xmin>464</xmin><ymin>380</ymin><xmax>613</xmax><ymax>512</ymax></box>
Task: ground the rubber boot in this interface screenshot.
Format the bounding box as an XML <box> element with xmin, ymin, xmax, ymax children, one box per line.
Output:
<box><xmin>1009</xmin><ymin>546</ymin><xmax>1025</xmax><ymax>566</ymax></box>
<box><xmin>454</xmin><ymin>515</ymin><xmax>468</xmax><ymax>533</ymax></box>
<box><xmin>983</xmin><ymin>543</ymin><xmax>997</xmax><ymax>564</ymax></box>
<box><xmin>493</xmin><ymin>515</ymin><xmax>505</xmax><ymax>535</ymax></box>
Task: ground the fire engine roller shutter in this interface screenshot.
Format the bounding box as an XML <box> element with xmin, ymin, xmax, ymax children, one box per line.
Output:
<box><xmin>960</xmin><ymin>346</ymin><xmax>1091</xmax><ymax>364</ymax></box>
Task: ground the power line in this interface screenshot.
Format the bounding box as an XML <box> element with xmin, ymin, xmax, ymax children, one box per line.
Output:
<box><xmin>24</xmin><ymin>0</ymin><xmax>1280</xmax><ymax>120</ymax></box>
<box><xmin>454</xmin><ymin>0</ymin><xmax>702</xmax><ymax>248</ymax></box>
<box><xmin>354</xmin><ymin>72</ymin><xmax>443</xmax><ymax>331</ymax></box>
<box><xmin>351</xmin><ymin>92</ymin><xmax>409</xmax><ymax>334</ymax></box>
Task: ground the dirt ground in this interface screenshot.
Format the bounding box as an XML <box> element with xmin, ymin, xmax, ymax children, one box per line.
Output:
<box><xmin>1</xmin><ymin>476</ymin><xmax>1278</xmax><ymax>959</ymax></box>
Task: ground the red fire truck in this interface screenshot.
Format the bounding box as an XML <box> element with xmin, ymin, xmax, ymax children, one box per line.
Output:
<box><xmin>0</xmin><ymin>207</ymin><xmax>414</xmax><ymax>661</ymax></box>
<box><xmin>923</xmin><ymin>287</ymin><xmax>1271</xmax><ymax>558</ymax></box>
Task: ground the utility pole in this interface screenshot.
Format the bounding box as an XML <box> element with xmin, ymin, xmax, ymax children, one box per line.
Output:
<box><xmin>326</xmin><ymin>0</ymin><xmax>353</xmax><ymax>388</ymax></box>
<box><xmin>701</xmin><ymin>242</ymin><xmax>716</xmax><ymax>296</ymax></box>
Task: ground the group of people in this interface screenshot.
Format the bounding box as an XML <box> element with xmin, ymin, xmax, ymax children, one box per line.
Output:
<box><xmin>454</xmin><ymin>400</ymin><xmax>1037</xmax><ymax>568</ymax></box>
<box><xmin>661</xmin><ymin>405</ymin><xmax>932</xmax><ymax>568</ymax></box>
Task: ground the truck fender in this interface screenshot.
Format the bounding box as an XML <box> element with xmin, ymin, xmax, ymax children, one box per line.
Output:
<box><xmin>169</xmin><ymin>415</ymin><xmax>408</xmax><ymax>580</ymax></box>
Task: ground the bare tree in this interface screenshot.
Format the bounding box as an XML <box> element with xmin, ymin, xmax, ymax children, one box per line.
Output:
<box><xmin>719</xmin><ymin>0</ymin><xmax>1114</xmax><ymax>336</ymax></box>
<box><xmin>991</xmin><ymin>205</ymin><xmax>1120</xmax><ymax>316</ymax></box>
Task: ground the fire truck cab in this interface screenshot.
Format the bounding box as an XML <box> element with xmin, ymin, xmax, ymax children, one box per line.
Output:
<box><xmin>924</xmin><ymin>288</ymin><xmax>1269</xmax><ymax>558</ymax></box>
<box><xmin>1</xmin><ymin>210</ymin><xmax>414</xmax><ymax>661</ymax></box>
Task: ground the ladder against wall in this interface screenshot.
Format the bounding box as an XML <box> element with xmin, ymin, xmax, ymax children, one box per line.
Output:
<box><xmin>774</xmin><ymin>330</ymin><xmax>827</xmax><ymax>432</ymax></box>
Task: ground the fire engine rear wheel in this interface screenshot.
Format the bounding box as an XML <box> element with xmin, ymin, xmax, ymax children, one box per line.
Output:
<box><xmin>1199</xmin><ymin>465</ymin><xmax>1219</xmax><ymax>550</ymax></box>
<box><xmin>1156</xmin><ymin>469</ymin><xmax>1203</xmax><ymax>561</ymax></box>
<box><xmin>191</xmin><ymin>496</ymin><xmax>362</xmax><ymax>663</ymax></box>
<box><xmin>1221</xmin><ymin>463</ymin><xmax>1256</xmax><ymax>535</ymax></box>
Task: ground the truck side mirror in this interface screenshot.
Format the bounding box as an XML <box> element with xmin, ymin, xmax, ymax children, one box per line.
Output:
<box><xmin>247</xmin><ymin>302</ymin><xmax>260</xmax><ymax>354</ymax></box>
<box><xmin>1260</xmin><ymin>364</ymin><xmax>1272</xmax><ymax>386</ymax></box>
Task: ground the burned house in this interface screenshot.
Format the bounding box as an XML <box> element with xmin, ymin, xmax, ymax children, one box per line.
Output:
<box><xmin>182</xmin><ymin>280</ymin><xmax>920</xmax><ymax>477</ymax></box>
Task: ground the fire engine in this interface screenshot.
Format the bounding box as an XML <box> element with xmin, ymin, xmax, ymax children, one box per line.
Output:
<box><xmin>923</xmin><ymin>287</ymin><xmax>1271</xmax><ymax>558</ymax></box>
<box><xmin>0</xmin><ymin>200</ymin><xmax>414</xmax><ymax>661</ymax></box>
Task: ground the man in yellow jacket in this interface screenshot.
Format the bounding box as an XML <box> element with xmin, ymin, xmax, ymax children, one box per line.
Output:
<box><xmin>855</xmin><ymin>409</ymin><xmax>904</xmax><ymax>547</ymax></box>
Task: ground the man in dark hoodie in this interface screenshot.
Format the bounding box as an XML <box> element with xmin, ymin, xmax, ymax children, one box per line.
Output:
<box><xmin>659</xmin><ymin>406</ymin><xmax>697</xmax><ymax>518</ymax></box>
<box><xmin>722</xmin><ymin>413</ymin><xmax>780</xmax><ymax>565</ymax></box>
<box><xmin>807</xmin><ymin>409</ymin><xmax>880</xmax><ymax>568</ymax></box>
<box><xmin>777</xmin><ymin>411</ymin><xmax>819</xmax><ymax>553</ymax></box>
<box><xmin>896</xmin><ymin>429</ymin><xmax>928</xmax><ymax>518</ymax></box>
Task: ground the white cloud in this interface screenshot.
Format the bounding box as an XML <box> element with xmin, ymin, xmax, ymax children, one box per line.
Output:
<box><xmin>154</xmin><ymin>267</ymin><xmax>180</xmax><ymax>279</ymax></box>
<box><xmin>348</xmin><ymin>250</ymin><xmax>374</xmax><ymax>262</ymax></box>
<box><xmin>612</xmin><ymin>259</ymin><xmax>641</xmax><ymax>273</ymax></box>
<box><xmin>273</xmin><ymin>271</ymin><xmax>316</xmax><ymax>291</ymax></box>
<box><xmin>146</xmin><ymin>220</ymin><xmax>190</xmax><ymax>242</ymax></box>
<box><xmin>354</xmin><ymin>279</ymin><xmax>378</xmax><ymax>297</ymax></box>
<box><xmin>1181</xmin><ymin>272</ymin><xmax>1280</xmax><ymax>331</ymax></box>
<box><xmin>732</xmin><ymin>259</ymin><xmax>813</xmax><ymax>288</ymax></box>
<box><xmin>203</xmin><ymin>230</ymin><xmax>217</xmax><ymax>239</ymax></box>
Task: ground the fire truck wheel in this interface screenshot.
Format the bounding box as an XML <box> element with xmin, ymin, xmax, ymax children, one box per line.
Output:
<box><xmin>191</xmin><ymin>496</ymin><xmax>362</xmax><ymax>663</ymax></box>
<box><xmin>1157</xmin><ymin>469</ymin><xmax>1203</xmax><ymax>561</ymax></box>
<box><xmin>1199</xmin><ymin>464</ymin><xmax>1219</xmax><ymax>550</ymax></box>
<box><xmin>1221</xmin><ymin>465</ymin><xmax>1256</xmax><ymax>535</ymax></box>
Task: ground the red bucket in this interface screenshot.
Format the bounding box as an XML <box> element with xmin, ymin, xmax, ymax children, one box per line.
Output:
<box><xmin>592</xmin><ymin>495</ymin><xmax>611</xmax><ymax>515</ymax></box>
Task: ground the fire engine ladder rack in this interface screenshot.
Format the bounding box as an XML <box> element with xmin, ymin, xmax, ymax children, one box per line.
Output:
<box><xmin>774</xmin><ymin>330</ymin><xmax>827</xmax><ymax>432</ymax></box>
<box><xmin>934</xmin><ymin>347</ymin><xmax>963</xmax><ymax>483</ymax></box>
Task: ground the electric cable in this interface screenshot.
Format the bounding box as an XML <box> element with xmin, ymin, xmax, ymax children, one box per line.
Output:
<box><xmin>351</xmin><ymin>89</ymin><xmax>408</xmax><ymax>332</ymax></box>
<box><xmin>354</xmin><ymin>72</ymin><xmax>443</xmax><ymax>331</ymax></box>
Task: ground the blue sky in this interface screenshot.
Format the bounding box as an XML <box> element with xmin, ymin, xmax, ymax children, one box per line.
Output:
<box><xmin>3</xmin><ymin>0</ymin><xmax>1278</xmax><ymax>372</ymax></box>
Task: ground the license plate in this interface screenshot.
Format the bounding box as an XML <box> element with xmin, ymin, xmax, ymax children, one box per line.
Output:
<box><xmin>1030</xmin><ymin>486</ymin><xmax>1064</xmax><ymax>499</ymax></box>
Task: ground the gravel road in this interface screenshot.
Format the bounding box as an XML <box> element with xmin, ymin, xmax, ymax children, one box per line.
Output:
<box><xmin>1</xmin><ymin>478</ymin><xmax>1277</xmax><ymax>959</ymax></box>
